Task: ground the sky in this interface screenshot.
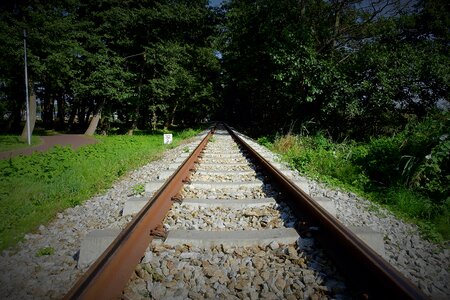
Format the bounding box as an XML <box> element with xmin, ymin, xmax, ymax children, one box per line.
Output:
<box><xmin>209</xmin><ymin>0</ymin><xmax>225</xmax><ymax>7</ymax></box>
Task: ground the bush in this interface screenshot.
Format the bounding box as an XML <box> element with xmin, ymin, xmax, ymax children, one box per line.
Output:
<box><xmin>354</xmin><ymin>135</ymin><xmax>404</xmax><ymax>186</ymax></box>
<box><xmin>266</xmin><ymin>114</ymin><xmax>450</xmax><ymax>242</ymax></box>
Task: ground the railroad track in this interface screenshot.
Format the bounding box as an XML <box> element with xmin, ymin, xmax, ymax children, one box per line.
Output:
<box><xmin>65</xmin><ymin>124</ymin><xmax>427</xmax><ymax>299</ymax></box>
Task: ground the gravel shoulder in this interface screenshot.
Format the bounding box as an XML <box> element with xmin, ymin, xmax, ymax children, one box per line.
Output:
<box><xmin>0</xmin><ymin>130</ymin><xmax>448</xmax><ymax>299</ymax></box>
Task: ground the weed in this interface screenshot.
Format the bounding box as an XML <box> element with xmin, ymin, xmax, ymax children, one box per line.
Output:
<box><xmin>256</xmin><ymin>136</ymin><xmax>273</xmax><ymax>147</ymax></box>
<box><xmin>183</xmin><ymin>146</ymin><xmax>190</xmax><ymax>153</ymax></box>
<box><xmin>273</xmin><ymin>134</ymin><xmax>297</xmax><ymax>153</ymax></box>
<box><xmin>36</xmin><ymin>246</ymin><xmax>55</xmax><ymax>257</ymax></box>
<box><xmin>209</xmin><ymin>136</ymin><xmax>216</xmax><ymax>143</ymax></box>
<box><xmin>386</xmin><ymin>188</ymin><xmax>436</xmax><ymax>220</ymax></box>
<box><xmin>418</xmin><ymin>222</ymin><xmax>444</xmax><ymax>243</ymax></box>
<box><xmin>132</xmin><ymin>183</ymin><xmax>145</xmax><ymax>195</ymax></box>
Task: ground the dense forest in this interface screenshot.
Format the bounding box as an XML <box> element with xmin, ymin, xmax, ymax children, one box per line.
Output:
<box><xmin>0</xmin><ymin>0</ymin><xmax>448</xmax><ymax>138</ymax></box>
<box><xmin>0</xmin><ymin>0</ymin><xmax>222</xmax><ymax>135</ymax></box>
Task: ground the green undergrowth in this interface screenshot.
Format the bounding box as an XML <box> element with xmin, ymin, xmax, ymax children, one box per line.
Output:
<box><xmin>258</xmin><ymin>116</ymin><xmax>450</xmax><ymax>243</ymax></box>
<box><xmin>0</xmin><ymin>128</ymin><xmax>201</xmax><ymax>251</ymax></box>
<box><xmin>0</xmin><ymin>135</ymin><xmax>42</xmax><ymax>152</ymax></box>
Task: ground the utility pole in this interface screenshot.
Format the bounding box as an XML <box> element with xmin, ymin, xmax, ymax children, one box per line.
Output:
<box><xmin>23</xmin><ymin>29</ymin><xmax>31</xmax><ymax>145</ymax></box>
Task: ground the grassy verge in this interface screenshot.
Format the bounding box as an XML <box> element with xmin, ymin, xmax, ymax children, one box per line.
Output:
<box><xmin>259</xmin><ymin>133</ymin><xmax>449</xmax><ymax>243</ymax></box>
<box><xmin>0</xmin><ymin>135</ymin><xmax>42</xmax><ymax>152</ymax></box>
<box><xmin>0</xmin><ymin>128</ymin><xmax>202</xmax><ymax>251</ymax></box>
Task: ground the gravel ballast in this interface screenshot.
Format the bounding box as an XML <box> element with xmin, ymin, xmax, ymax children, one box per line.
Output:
<box><xmin>0</xmin><ymin>128</ymin><xmax>448</xmax><ymax>299</ymax></box>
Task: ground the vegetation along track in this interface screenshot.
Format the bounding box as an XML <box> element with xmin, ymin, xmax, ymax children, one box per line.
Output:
<box><xmin>66</xmin><ymin>123</ymin><xmax>427</xmax><ymax>299</ymax></box>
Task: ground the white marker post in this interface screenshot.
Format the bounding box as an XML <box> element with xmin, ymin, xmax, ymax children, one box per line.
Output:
<box><xmin>163</xmin><ymin>134</ymin><xmax>173</xmax><ymax>144</ymax></box>
<box><xmin>23</xmin><ymin>29</ymin><xmax>31</xmax><ymax>145</ymax></box>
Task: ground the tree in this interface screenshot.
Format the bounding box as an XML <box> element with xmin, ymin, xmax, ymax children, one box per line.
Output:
<box><xmin>220</xmin><ymin>0</ymin><xmax>449</xmax><ymax>138</ymax></box>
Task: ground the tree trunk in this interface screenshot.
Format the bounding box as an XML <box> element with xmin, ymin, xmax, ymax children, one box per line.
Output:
<box><xmin>42</xmin><ymin>94</ymin><xmax>54</xmax><ymax>130</ymax></box>
<box><xmin>85</xmin><ymin>111</ymin><xmax>101</xmax><ymax>135</ymax></box>
<box><xmin>21</xmin><ymin>82</ymin><xmax>37</xmax><ymax>140</ymax></box>
<box><xmin>151</xmin><ymin>107</ymin><xmax>157</xmax><ymax>131</ymax></box>
<box><xmin>299</xmin><ymin>0</ymin><xmax>306</xmax><ymax>17</ymax></box>
<box><xmin>67</xmin><ymin>100</ymin><xmax>78</xmax><ymax>130</ymax></box>
<box><xmin>164</xmin><ymin>101</ymin><xmax>178</xmax><ymax>129</ymax></box>
<box><xmin>78</xmin><ymin>98</ymin><xmax>87</xmax><ymax>126</ymax></box>
<box><xmin>333</xmin><ymin>9</ymin><xmax>340</xmax><ymax>49</ymax></box>
<box><xmin>85</xmin><ymin>99</ymin><xmax>104</xmax><ymax>136</ymax></box>
<box><xmin>56</xmin><ymin>94</ymin><xmax>65</xmax><ymax>130</ymax></box>
<box><xmin>331</xmin><ymin>1</ymin><xmax>344</xmax><ymax>51</ymax></box>
<box><xmin>170</xmin><ymin>102</ymin><xmax>178</xmax><ymax>126</ymax></box>
<box><xmin>127</xmin><ymin>106</ymin><xmax>140</xmax><ymax>135</ymax></box>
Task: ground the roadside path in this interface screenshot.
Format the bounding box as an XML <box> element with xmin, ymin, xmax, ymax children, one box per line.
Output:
<box><xmin>0</xmin><ymin>135</ymin><xmax>98</xmax><ymax>160</ymax></box>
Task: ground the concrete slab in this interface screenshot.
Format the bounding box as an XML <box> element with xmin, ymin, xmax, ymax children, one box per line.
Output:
<box><xmin>293</xmin><ymin>180</ymin><xmax>310</xmax><ymax>195</ymax></box>
<box><xmin>202</xmin><ymin>153</ymin><xmax>244</xmax><ymax>158</ymax></box>
<box><xmin>279</xmin><ymin>169</ymin><xmax>294</xmax><ymax>178</ymax></box>
<box><xmin>188</xmin><ymin>181</ymin><xmax>263</xmax><ymax>189</ymax></box>
<box><xmin>347</xmin><ymin>226</ymin><xmax>386</xmax><ymax>259</ymax></box>
<box><xmin>78</xmin><ymin>228</ymin><xmax>121</xmax><ymax>269</ymax></box>
<box><xmin>313</xmin><ymin>197</ymin><xmax>337</xmax><ymax>217</ymax></box>
<box><xmin>182</xmin><ymin>197</ymin><xmax>276</xmax><ymax>208</ymax></box>
<box><xmin>145</xmin><ymin>181</ymin><xmax>165</xmax><ymax>193</ymax></box>
<box><xmin>174</xmin><ymin>157</ymin><xmax>187</xmax><ymax>163</ymax></box>
<box><xmin>198</xmin><ymin>162</ymin><xmax>250</xmax><ymax>167</ymax></box>
<box><xmin>167</xmin><ymin>163</ymin><xmax>181</xmax><ymax>170</ymax></box>
<box><xmin>157</xmin><ymin>170</ymin><xmax>175</xmax><ymax>180</ymax></box>
<box><xmin>271</xmin><ymin>162</ymin><xmax>288</xmax><ymax>170</ymax></box>
<box><xmin>123</xmin><ymin>197</ymin><xmax>148</xmax><ymax>216</ymax></box>
<box><xmin>164</xmin><ymin>228</ymin><xmax>299</xmax><ymax>247</ymax></box>
<box><xmin>194</xmin><ymin>170</ymin><xmax>256</xmax><ymax>176</ymax></box>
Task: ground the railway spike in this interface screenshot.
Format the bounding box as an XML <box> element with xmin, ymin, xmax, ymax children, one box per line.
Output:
<box><xmin>171</xmin><ymin>194</ymin><xmax>183</xmax><ymax>203</ymax></box>
<box><xmin>150</xmin><ymin>224</ymin><xmax>167</xmax><ymax>239</ymax></box>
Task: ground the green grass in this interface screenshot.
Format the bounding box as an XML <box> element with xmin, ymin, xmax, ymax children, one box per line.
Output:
<box><xmin>0</xmin><ymin>128</ymin><xmax>201</xmax><ymax>251</ymax></box>
<box><xmin>35</xmin><ymin>246</ymin><xmax>55</xmax><ymax>257</ymax></box>
<box><xmin>0</xmin><ymin>135</ymin><xmax>41</xmax><ymax>152</ymax></box>
<box><xmin>262</xmin><ymin>134</ymin><xmax>450</xmax><ymax>243</ymax></box>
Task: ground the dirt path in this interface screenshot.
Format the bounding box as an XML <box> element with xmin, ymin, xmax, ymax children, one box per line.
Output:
<box><xmin>0</xmin><ymin>135</ymin><xmax>98</xmax><ymax>160</ymax></box>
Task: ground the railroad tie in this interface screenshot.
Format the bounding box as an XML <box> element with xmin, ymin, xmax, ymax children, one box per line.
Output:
<box><xmin>163</xmin><ymin>228</ymin><xmax>299</xmax><ymax>248</ymax></box>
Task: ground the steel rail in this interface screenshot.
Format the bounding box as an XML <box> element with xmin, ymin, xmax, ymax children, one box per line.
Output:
<box><xmin>225</xmin><ymin>124</ymin><xmax>428</xmax><ymax>300</ymax></box>
<box><xmin>64</xmin><ymin>127</ymin><xmax>214</xmax><ymax>300</ymax></box>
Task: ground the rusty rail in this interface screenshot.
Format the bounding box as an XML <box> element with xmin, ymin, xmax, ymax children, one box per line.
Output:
<box><xmin>64</xmin><ymin>127</ymin><xmax>214</xmax><ymax>299</ymax></box>
<box><xmin>224</xmin><ymin>124</ymin><xmax>427</xmax><ymax>299</ymax></box>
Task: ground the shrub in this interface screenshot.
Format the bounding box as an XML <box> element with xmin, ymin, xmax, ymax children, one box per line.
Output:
<box><xmin>354</xmin><ymin>135</ymin><xmax>404</xmax><ymax>186</ymax></box>
<box><xmin>266</xmin><ymin>114</ymin><xmax>450</xmax><ymax>242</ymax></box>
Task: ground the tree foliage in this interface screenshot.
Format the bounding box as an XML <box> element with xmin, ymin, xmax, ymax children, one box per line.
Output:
<box><xmin>0</xmin><ymin>0</ymin><xmax>221</xmax><ymax>134</ymax></box>
<box><xmin>220</xmin><ymin>0</ymin><xmax>449</xmax><ymax>138</ymax></box>
<box><xmin>0</xmin><ymin>0</ymin><xmax>448</xmax><ymax>139</ymax></box>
